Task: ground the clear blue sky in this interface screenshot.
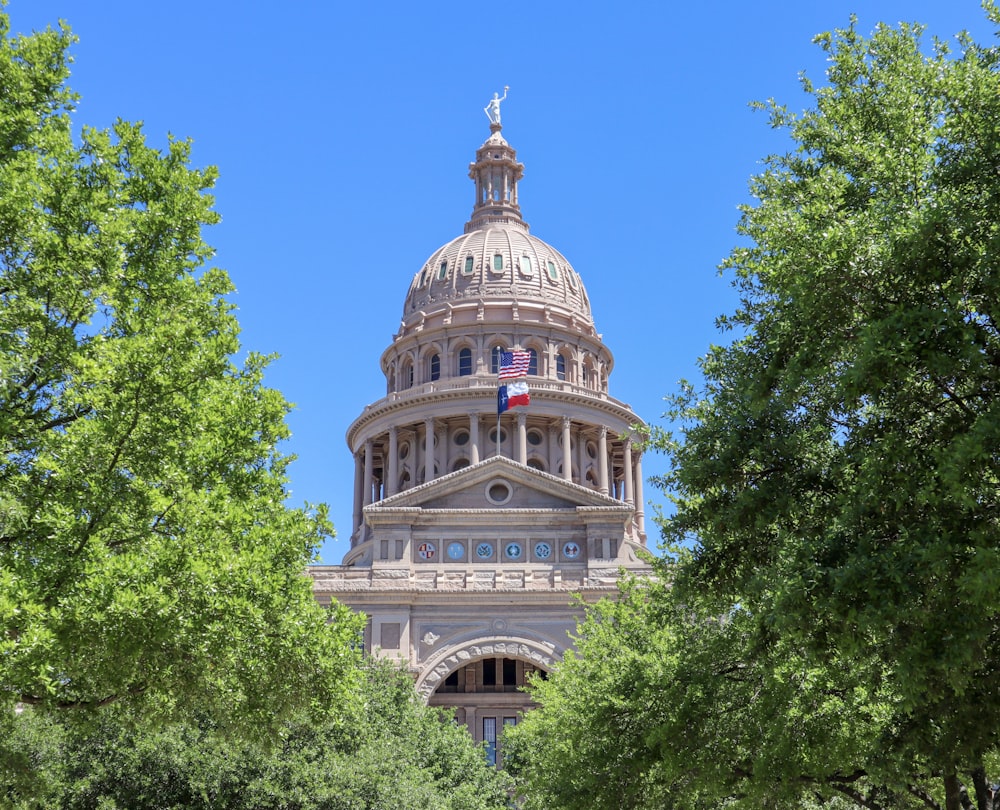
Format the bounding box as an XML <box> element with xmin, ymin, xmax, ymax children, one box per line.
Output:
<box><xmin>8</xmin><ymin>1</ymin><xmax>997</xmax><ymax>562</ymax></box>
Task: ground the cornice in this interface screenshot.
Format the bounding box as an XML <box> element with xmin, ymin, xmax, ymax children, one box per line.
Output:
<box><xmin>346</xmin><ymin>381</ymin><xmax>641</xmax><ymax>449</ymax></box>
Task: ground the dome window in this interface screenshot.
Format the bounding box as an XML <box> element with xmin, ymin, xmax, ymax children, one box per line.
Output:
<box><xmin>492</xmin><ymin>253</ymin><xmax>504</xmax><ymax>274</ymax></box>
<box><xmin>526</xmin><ymin>429</ymin><xmax>543</xmax><ymax>447</ymax></box>
<box><xmin>458</xmin><ymin>348</ymin><xmax>473</xmax><ymax>377</ymax></box>
<box><xmin>519</xmin><ymin>255</ymin><xmax>533</xmax><ymax>278</ymax></box>
<box><xmin>556</xmin><ymin>354</ymin><xmax>567</xmax><ymax>381</ymax></box>
<box><xmin>437</xmin><ymin>260</ymin><xmax>448</xmax><ymax>280</ymax></box>
<box><xmin>527</xmin><ymin>348</ymin><xmax>538</xmax><ymax>376</ymax></box>
<box><xmin>454</xmin><ymin>430</ymin><xmax>470</xmax><ymax>446</ymax></box>
<box><xmin>463</xmin><ymin>256</ymin><xmax>474</xmax><ymax>275</ymax></box>
<box><xmin>566</xmin><ymin>270</ymin><xmax>577</xmax><ymax>290</ymax></box>
<box><xmin>546</xmin><ymin>260</ymin><xmax>559</xmax><ymax>281</ymax></box>
<box><xmin>430</xmin><ymin>353</ymin><xmax>440</xmax><ymax>381</ymax></box>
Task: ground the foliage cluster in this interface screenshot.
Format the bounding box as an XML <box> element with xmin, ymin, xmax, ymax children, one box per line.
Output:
<box><xmin>4</xmin><ymin>661</ymin><xmax>512</xmax><ymax>810</ymax></box>
<box><xmin>508</xmin><ymin>7</ymin><xmax>1000</xmax><ymax>810</ymax></box>
<box><xmin>0</xmin><ymin>9</ymin><xmax>361</xmax><ymax>739</ymax></box>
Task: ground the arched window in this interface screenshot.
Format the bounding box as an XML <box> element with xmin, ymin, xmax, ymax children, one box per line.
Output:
<box><xmin>527</xmin><ymin>348</ymin><xmax>538</xmax><ymax>376</ymax></box>
<box><xmin>402</xmin><ymin>360</ymin><xmax>414</xmax><ymax>389</ymax></box>
<box><xmin>430</xmin><ymin>353</ymin><xmax>440</xmax><ymax>382</ymax></box>
<box><xmin>490</xmin><ymin>345</ymin><xmax>504</xmax><ymax>375</ymax></box>
<box><xmin>458</xmin><ymin>347</ymin><xmax>473</xmax><ymax>376</ymax></box>
<box><xmin>556</xmin><ymin>354</ymin><xmax>566</xmax><ymax>381</ymax></box>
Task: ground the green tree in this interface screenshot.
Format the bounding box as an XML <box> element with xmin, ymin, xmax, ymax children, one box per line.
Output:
<box><xmin>659</xmin><ymin>7</ymin><xmax>1000</xmax><ymax>809</ymax></box>
<box><xmin>0</xmin><ymin>6</ymin><xmax>361</xmax><ymax>746</ymax></box>
<box><xmin>5</xmin><ymin>661</ymin><xmax>511</xmax><ymax>810</ymax></box>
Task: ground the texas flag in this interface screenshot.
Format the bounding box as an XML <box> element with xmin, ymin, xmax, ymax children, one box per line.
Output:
<box><xmin>498</xmin><ymin>381</ymin><xmax>530</xmax><ymax>414</ymax></box>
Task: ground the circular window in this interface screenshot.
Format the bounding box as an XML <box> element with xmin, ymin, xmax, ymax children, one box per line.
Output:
<box><xmin>399</xmin><ymin>442</ymin><xmax>409</xmax><ymax>460</ymax></box>
<box><xmin>526</xmin><ymin>429</ymin><xmax>543</xmax><ymax>446</ymax></box>
<box><xmin>534</xmin><ymin>542</ymin><xmax>553</xmax><ymax>560</ymax></box>
<box><xmin>417</xmin><ymin>542</ymin><xmax>436</xmax><ymax>560</ymax></box>
<box><xmin>447</xmin><ymin>542</ymin><xmax>465</xmax><ymax>561</ymax></box>
<box><xmin>485</xmin><ymin>479</ymin><xmax>513</xmax><ymax>505</ymax></box>
<box><xmin>505</xmin><ymin>542</ymin><xmax>523</xmax><ymax>560</ymax></box>
<box><xmin>586</xmin><ymin>441</ymin><xmax>597</xmax><ymax>459</ymax></box>
<box><xmin>476</xmin><ymin>542</ymin><xmax>494</xmax><ymax>559</ymax></box>
<box><xmin>562</xmin><ymin>542</ymin><xmax>581</xmax><ymax>560</ymax></box>
<box><xmin>488</xmin><ymin>428</ymin><xmax>508</xmax><ymax>444</ymax></box>
<box><xmin>454</xmin><ymin>430</ymin><xmax>469</xmax><ymax>446</ymax></box>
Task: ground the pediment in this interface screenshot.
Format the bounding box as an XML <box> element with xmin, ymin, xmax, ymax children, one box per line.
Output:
<box><xmin>366</xmin><ymin>455</ymin><xmax>625</xmax><ymax>514</ymax></box>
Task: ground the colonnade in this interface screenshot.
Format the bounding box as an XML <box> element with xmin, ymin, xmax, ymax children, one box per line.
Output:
<box><xmin>350</xmin><ymin>412</ymin><xmax>645</xmax><ymax>543</ymax></box>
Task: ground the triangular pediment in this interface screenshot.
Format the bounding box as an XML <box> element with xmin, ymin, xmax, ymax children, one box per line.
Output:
<box><xmin>366</xmin><ymin>455</ymin><xmax>625</xmax><ymax>514</ymax></box>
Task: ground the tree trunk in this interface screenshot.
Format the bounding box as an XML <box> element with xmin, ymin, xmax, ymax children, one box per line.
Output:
<box><xmin>970</xmin><ymin>766</ymin><xmax>992</xmax><ymax>810</ymax></box>
<box><xmin>946</xmin><ymin>773</ymin><xmax>963</xmax><ymax>810</ymax></box>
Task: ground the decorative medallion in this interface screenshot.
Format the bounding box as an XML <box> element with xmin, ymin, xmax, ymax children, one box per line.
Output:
<box><xmin>447</xmin><ymin>541</ymin><xmax>465</xmax><ymax>561</ymax></box>
<box><xmin>476</xmin><ymin>542</ymin><xmax>494</xmax><ymax>559</ymax></box>
<box><xmin>505</xmin><ymin>542</ymin><xmax>523</xmax><ymax>560</ymax></box>
<box><xmin>534</xmin><ymin>541</ymin><xmax>552</xmax><ymax>560</ymax></box>
<box><xmin>417</xmin><ymin>542</ymin><xmax>436</xmax><ymax>560</ymax></box>
<box><xmin>562</xmin><ymin>542</ymin><xmax>581</xmax><ymax>560</ymax></box>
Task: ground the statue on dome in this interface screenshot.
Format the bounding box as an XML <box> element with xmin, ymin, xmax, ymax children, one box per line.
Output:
<box><xmin>485</xmin><ymin>86</ymin><xmax>509</xmax><ymax>125</ymax></box>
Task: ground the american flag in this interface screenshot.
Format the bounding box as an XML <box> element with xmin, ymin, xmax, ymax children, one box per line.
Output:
<box><xmin>498</xmin><ymin>350</ymin><xmax>531</xmax><ymax>379</ymax></box>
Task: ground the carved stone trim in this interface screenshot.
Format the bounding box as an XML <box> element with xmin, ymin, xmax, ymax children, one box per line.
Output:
<box><xmin>414</xmin><ymin>635</ymin><xmax>562</xmax><ymax>699</ymax></box>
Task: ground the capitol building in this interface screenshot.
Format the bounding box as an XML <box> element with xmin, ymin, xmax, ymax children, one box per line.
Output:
<box><xmin>310</xmin><ymin>96</ymin><xmax>651</xmax><ymax>765</ymax></box>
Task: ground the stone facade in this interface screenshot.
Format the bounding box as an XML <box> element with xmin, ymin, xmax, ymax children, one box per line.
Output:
<box><xmin>310</xmin><ymin>116</ymin><xmax>651</xmax><ymax>763</ymax></box>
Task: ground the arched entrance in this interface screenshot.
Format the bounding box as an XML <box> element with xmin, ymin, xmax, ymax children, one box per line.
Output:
<box><xmin>417</xmin><ymin>637</ymin><xmax>558</xmax><ymax>766</ymax></box>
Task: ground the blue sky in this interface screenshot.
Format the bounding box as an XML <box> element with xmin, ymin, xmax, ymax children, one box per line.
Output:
<box><xmin>8</xmin><ymin>1</ymin><xmax>997</xmax><ymax>562</ymax></box>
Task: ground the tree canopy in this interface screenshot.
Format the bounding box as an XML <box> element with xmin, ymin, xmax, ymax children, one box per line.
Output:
<box><xmin>4</xmin><ymin>661</ymin><xmax>512</xmax><ymax>810</ymax></box>
<box><xmin>510</xmin><ymin>7</ymin><xmax>1000</xmax><ymax>810</ymax></box>
<box><xmin>0</xmin><ymin>8</ymin><xmax>360</xmax><ymax>741</ymax></box>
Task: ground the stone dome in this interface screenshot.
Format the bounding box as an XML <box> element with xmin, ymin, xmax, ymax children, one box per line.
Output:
<box><xmin>402</xmin><ymin>227</ymin><xmax>592</xmax><ymax>325</ymax></box>
<box><xmin>398</xmin><ymin>122</ymin><xmax>594</xmax><ymax>339</ymax></box>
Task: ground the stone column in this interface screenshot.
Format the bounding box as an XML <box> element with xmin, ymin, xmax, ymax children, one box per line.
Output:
<box><xmin>634</xmin><ymin>449</ymin><xmax>645</xmax><ymax>540</ymax></box>
<box><xmin>547</xmin><ymin>423</ymin><xmax>559</xmax><ymax>474</ymax></box>
<box><xmin>352</xmin><ymin>451</ymin><xmax>363</xmax><ymax>539</ymax></box>
<box><xmin>469</xmin><ymin>413</ymin><xmax>480</xmax><ymax>464</ymax></box>
<box><xmin>363</xmin><ymin>439</ymin><xmax>374</xmax><ymax>507</ymax></box>
<box><xmin>517</xmin><ymin>412</ymin><xmax>527</xmax><ymax>465</ymax></box>
<box><xmin>598</xmin><ymin>426</ymin><xmax>609</xmax><ymax>495</ymax></box>
<box><xmin>561</xmin><ymin>417</ymin><xmax>572</xmax><ymax>482</ymax></box>
<box><xmin>575</xmin><ymin>427</ymin><xmax>586</xmax><ymax>484</ymax></box>
<box><xmin>387</xmin><ymin>426</ymin><xmax>398</xmax><ymax>497</ymax></box>
<box><xmin>436</xmin><ymin>424</ymin><xmax>446</xmax><ymax>474</ymax></box>
<box><xmin>623</xmin><ymin>438</ymin><xmax>633</xmax><ymax>505</ymax></box>
<box><xmin>424</xmin><ymin>417</ymin><xmax>435</xmax><ymax>482</ymax></box>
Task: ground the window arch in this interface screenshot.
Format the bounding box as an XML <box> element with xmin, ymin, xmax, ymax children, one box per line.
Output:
<box><xmin>458</xmin><ymin>347</ymin><xmax>473</xmax><ymax>376</ymax></box>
